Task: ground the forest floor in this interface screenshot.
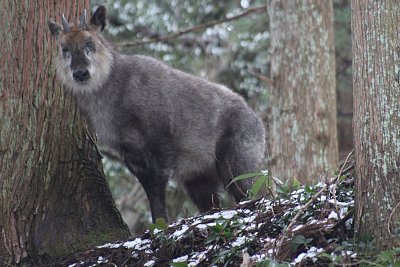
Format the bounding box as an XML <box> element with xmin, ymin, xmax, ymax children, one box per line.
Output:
<box><xmin>54</xmin><ymin>162</ymin><xmax>357</xmax><ymax>267</ymax></box>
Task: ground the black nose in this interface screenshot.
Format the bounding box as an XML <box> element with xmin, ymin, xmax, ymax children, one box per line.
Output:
<box><xmin>73</xmin><ymin>69</ymin><xmax>90</xmax><ymax>82</ymax></box>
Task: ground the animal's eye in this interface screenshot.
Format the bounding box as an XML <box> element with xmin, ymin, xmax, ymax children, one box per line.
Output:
<box><xmin>85</xmin><ymin>41</ymin><xmax>95</xmax><ymax>50</ymax></box>
<box><xmin>62</xmin><ymin>46</ymin><xmax>69</xmax><ymax>53</ymax></box>
<box><xmin>84</xmin><ymin>41</ymin><xmax>95</xmax><ymax>56</ymax></box>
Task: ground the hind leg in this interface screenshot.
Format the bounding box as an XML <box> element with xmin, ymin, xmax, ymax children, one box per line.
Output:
<box><xmin>183</xmin><ymin>174</ymin><xmax>221</xmax><ymax>212</ymax></box>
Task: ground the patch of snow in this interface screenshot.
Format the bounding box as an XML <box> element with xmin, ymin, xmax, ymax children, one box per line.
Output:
<box><xmin>144</xmin><ymin>260</ymin><xmax>155</xmax><ymax>266</ymax></box>
<box><xmin>172</xmin><ymin>255</ymin><xmax>189</xmax><ymax>262</ymax></box>
<box><xmin>172</xmin><ymin>224</ymin><xmax>189</xmax><ymax>240</ymax></box>
<box><xmin>328</xmin><ymin>211</ymin><xmax>339</xmax><ymax>220</ymax></box>
<box><xmin>203</xmin><ymin>210</ymin><xmax>237</xmax><ymax>220</ymax></box>
<box><xmin>123</xmin><ymin>238</ymin><xmax>151</xmax><ymax>251</ymax></box>
<box><xmin>328</xmin><ymin>199</ymin><xmax>354</xmax><ymax>206</ymax></box>
<box><xmin>203</xmin><ymin>212</ymin><xmax>222</xmax><ymax>220</ymax></box>
<box><xmin>292</xmin><ymin>224</ymin><xmax>304</xmax><ymax>231</ymax></box>
<box><xmin>294</xmin><ymin>252</ymin><xmax>306</xmax><ymax>263</ymax></box>
<box><xmin>241</xmin><ymin>215</ymin><xmax>256</xmax><ymax>224</ymax></box>
<box><xmin>308</xmin><ymin>219</ymin><xmax>318</xmax><ymax>224</ymax></box>
<box><xmin>153</xmin><ymin>229</ymin><xmax>162</xmax><ymax>234</ymax></box>
<box><xmin>292</xmin><ymin>188</ymin><xmax>305</xmax><ymax>195</ymax></box>
<box><xmin>239</xmin><ymin>199</ymin><xmax>252</xmax><ymax>205</ymax></box>
<box><xmin>196</xmin><ymin>224</ymin><xmax>208</xmax><ymax>229</ymax></box>
<box><xmin>242</xmin><ymin>209</ymin><xmax>251</xmax><ymax>214</ymax></box>
<box><xmin>97</xmin><ymin>256</ymin><xmax>107</xmax><ymax>263</ymax></box>
<box><xmin>123</xmin><ymin>238</ymin><xmax>142</xmax><ymax>248</ymax></box>
<box><xmin>188</xmin><ymin>250</ymin><xmax>209</xmax><ymax>266</ymax></box>
<box><xmin>132</xmin><ymin>252</ymin><xmax>139</xmax><ymax>258</ymax></box>
<box><xmin>245</xmin><ymin>222</ymin><xmax>257</xmax><ymax>231</ymax></box>
<box><xmin>251</xmin><ymin>252</ymin><xmax>268</xmax><ymax>262</ymax></box>
<box><xmin>341</xmin><ymin>250</ymin><xmax>357</xmax><ymax>258</ymax></box>
<box><xmin>257</xmin><ymin>198</ymin><xmax>272</xmax><ymax>205</ymax></box>
<box><xmin>294</xmin><ymin>247</ymin><xmax>324</xmax><ymax>264</ymax></box>
<box><xmin>97</xmin><ymin>242</ymin><xmax>122</xmax><ymax>249</ymax></box>
<box><xmin>168</xmin><ymin>219</ymin><xmax>182</xmax><ymax>228</ymax></box>
<box><xmin>231</xmin><ymin>236</ymin><xmax>246</xmax><ymax>247</ymax></box>
<box><xmin>345</xmin><ymin>218</ymin><xmax>353</xmax><ymax>229</ymax></box>
<box><xmin>263</xmin><ymin>237</ymin><xmax>276</xmax><ymax>244</ymax></box>
<box><xmin>221</xmin><ymin>210</ymin><xmax>237</xmax><ymax>219</ymax></box>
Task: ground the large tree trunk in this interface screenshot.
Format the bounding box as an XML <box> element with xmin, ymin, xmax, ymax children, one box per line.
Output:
<box><xmin>0</xmin><ymin>1</ymin><xmax>129</xmax><ymax>265</ymax></box>
<box><xmin>352</xmin><ymin>0</ymin><xmax>400</xmax><ymax>250</ymax></box>
<box><xmin>267</xmin><ymin>1</ymin><xmax>338</xmax><ymax>184</ymax></box>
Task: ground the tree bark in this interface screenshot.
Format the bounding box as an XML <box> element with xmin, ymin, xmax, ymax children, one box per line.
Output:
<box><xmin>352</xmin><ymin>0</ymin><xmax>400</xmax><ymax>250</ymax></box>
<box><xmin>267</xmin><ymin>0</ymin><xmax>338</xmax><ymax>184</ymax></box>
<box><xmin>0</xmin><ymin>1</ymin><xmax>129</xmax><ymax>265</ymax></box>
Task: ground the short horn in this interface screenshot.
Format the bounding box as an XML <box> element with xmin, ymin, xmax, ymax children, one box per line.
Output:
<box><xmin>61</xmin><ymin>14</ymin><xmax>71</xmax><ymax>33</ymax></box>
<box><xmin>79</xmin><ymin>9</ymin><xmax>87</xmax><ymax>29</ymax></box>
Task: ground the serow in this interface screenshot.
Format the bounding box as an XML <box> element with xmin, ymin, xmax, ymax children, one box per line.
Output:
<box><xmin>48</xmin><ymin>6</ymin><xmax>265</xmax><ymax>222</ymax></box>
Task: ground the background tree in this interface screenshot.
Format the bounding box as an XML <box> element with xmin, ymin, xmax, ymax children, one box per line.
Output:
<box><xmin>267</xmin><ymin>0</ymin><xmax>338</xmax><ymax>184</ymax></box>
<box><xmin>352</xmin><ymin>0</ymin><xmax>400</xmax><ymax>250</ymax></box>
<box><xmin>0</xmin><ymin>1</ymin><xmax>129</xmax><ymax>265</ymax></box>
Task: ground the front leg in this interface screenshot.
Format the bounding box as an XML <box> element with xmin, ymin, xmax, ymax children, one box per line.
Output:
<box><xmin>124</xmin><ymin>160</ymin><xmax>169</xmax><ymax>223</ymax></box>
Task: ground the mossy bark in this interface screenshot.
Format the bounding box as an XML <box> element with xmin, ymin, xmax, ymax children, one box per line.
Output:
<box><xmin>0</xmin><ymin>1</ymin><xmax>129</xmax><ymax>265</ymax></box>
<box><xmin>267</xmin><ymin>1</ymin><xmax>338</xmax><ymax>184</ymax></box>
<box><xmin>352</xmin><ymin>0</ymin><xmax>400</xmax><ymax>250</ymax></box>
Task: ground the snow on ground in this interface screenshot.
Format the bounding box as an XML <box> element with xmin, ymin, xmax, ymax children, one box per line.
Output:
<box><xmin>62</xmin><ymin>177</ymin><xmax>356</xmax><ymax>266</ymax></box>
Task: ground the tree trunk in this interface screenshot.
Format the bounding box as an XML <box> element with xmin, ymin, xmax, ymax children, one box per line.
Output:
<box><xmin>352</xmin><ymin>0</ymin><xmax>400</xmax><ymax>250</ymax></box>
<box><xmin>0</xmin><ymin>1</ymin><xmax>129</xmax><ymax>265</ymax></box>
<box><xmin>267</xmin><ymin>0</ymin><xmax>338</xmax><ymax>184</ymax></box>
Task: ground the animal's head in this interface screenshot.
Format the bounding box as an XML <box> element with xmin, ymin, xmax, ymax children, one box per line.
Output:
<box><xmin>48</xmin><ymin>6</ymin><xmax>113</xmax><ymax>93</ymax></box>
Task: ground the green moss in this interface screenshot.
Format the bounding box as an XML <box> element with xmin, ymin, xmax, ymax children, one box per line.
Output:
<box><xmin>40</xmin><ymin>227</ymin><xmax>129</xmax><ymax>263</ymax></box>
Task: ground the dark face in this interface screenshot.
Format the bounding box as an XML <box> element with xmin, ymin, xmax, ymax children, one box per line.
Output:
<box><xmin>60</xmin><ymin>32</ymin><xmax>96</xmax><ymax>83</ymax></box>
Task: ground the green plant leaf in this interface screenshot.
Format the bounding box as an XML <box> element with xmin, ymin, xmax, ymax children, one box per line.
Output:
<box><xmin>292</xmin><ymin>178</ymin><xmax>301</xmax><ymax>189</ymax></box>
<box><xmin>249</xmin><ymin>175</ymin><xmax>267</xmax><ymax>197</ymax></box>
<box><xmin>228</xmin><ymin>172</ymin><xmax>264</xmax><ymax>187</ymax></box>
<box><xmin>149</xmin><ymin>217</ymin><xmax>168</xmax><ymax>232</ymax></box>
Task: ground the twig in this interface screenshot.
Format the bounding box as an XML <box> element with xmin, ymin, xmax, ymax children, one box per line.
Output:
<box><xmin>119</xmin><ymin>4</ymin><xmax>268</xmax><ymax>47</ymax></box>
<box><xmin>332</xmin><ymin>150</ymin><xmax>354</xmax><ymax>213</ymax></box>
<box><xmin>248</xmin><ymin>69</ymin><xmax>274</xmax><ymax>87</ymax></box>
<box><xmin>388</xmin><ymin>201</ymin><xmax>400</xmax><ymax>237</ymax></box>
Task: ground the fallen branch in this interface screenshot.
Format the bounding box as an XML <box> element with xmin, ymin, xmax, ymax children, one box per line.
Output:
<box><xmin>119</xmin><ymin>4</ymin><xmax>268</xmax><ymax>47</ymax></box>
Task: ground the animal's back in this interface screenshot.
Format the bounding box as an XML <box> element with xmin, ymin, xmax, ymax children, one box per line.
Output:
<box><xmin>97</xmin><ymin>55</ymin><xmax>264</xmax><ymax>179</ymax></box>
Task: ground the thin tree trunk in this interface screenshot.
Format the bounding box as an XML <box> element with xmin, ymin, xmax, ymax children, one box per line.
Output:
<box><xmin>352</xmin><ymin>0</ymin><xmax>400</xmax><ymax>250</ymax></box>
<box><xmin>267</xmin><ymin>0</ymin><xmax>338</xmax><ymax>184</ymax></box>
<box><xmin>0</xmin><ymin>1</ymin><xmax>129</xmax><ymax>265</ymax></box>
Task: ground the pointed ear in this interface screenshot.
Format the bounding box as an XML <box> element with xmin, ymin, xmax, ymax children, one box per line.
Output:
<box><xmin>89</xmin><ymin>6</ymin><xmax>106</xmax><ymax>32</ymax></box>
<box><xmin>48</xmin><ymin>20</ymin><xmax>62</xmax><ymax>36</ymax></box>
